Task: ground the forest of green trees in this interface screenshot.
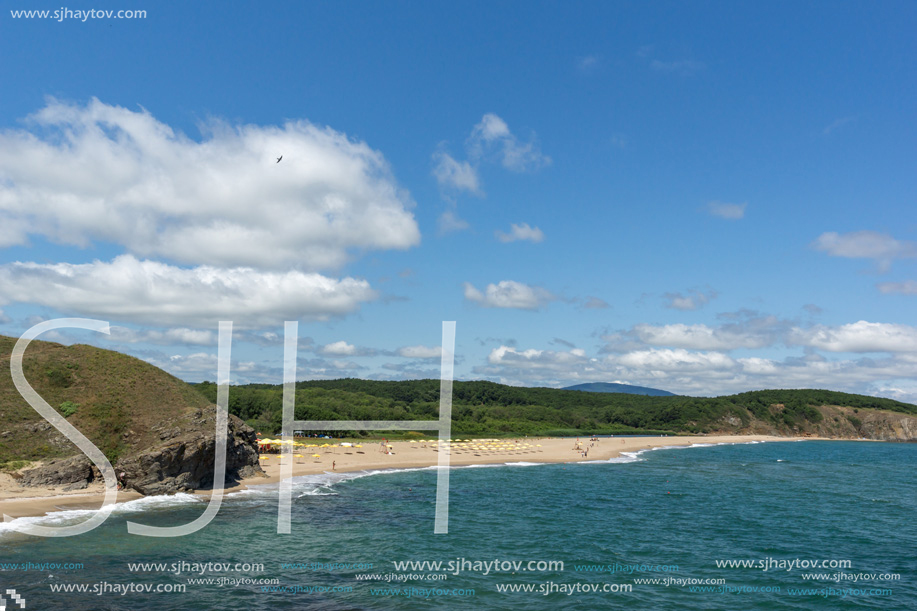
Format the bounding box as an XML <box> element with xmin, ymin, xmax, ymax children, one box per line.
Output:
<box><xmin>192</xmin><ymin>379</ymin><xmax>916</xmax><ymax>437</ymax></box>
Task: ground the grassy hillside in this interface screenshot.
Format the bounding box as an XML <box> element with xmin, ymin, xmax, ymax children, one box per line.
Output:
<box><xmin>192</xmin><ymin>378</ymin><xmax>917</xmax><ymax>437</ymax></box>
<box><xmin>0</xmin><ymin>335</ymin><xmax>211</xmax><ymax>465</ymax></box>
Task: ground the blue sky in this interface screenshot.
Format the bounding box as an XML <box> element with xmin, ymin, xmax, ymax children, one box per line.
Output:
<box><xmin>1</xmin><ymin>1</ymin><xmax>915</xmax><ymax>400</ymax></box>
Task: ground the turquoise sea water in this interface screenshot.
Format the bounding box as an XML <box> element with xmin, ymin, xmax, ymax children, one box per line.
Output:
<box><xmin>1</xmin><ymin>440</ymin><xmax>915</xmax><ymax>610</ymax></box>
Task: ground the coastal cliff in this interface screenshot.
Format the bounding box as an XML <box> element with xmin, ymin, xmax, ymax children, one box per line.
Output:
<box><xmin>16</xmin><ymin>408</ymin><xmax>263</xmax><ymax>494</ymax></box>
<box><xmin>1</xmin><ymin>335</ymin><xmax>264</xmax><ymax>494</ymax></box>
<box><xmin>714</xmin><ymin>404</ymin><xmax>917</xmax><ymax>441</ymax></box>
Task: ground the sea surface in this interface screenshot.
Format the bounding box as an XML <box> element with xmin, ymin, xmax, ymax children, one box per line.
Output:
<box><xmin>1</xmin><ymin>440</ymin><xmax>914</xmax><ymax>610</ymax></box>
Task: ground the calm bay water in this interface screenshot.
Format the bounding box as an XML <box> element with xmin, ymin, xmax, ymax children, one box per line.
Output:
<box><xmin>1</xmin><ymin>440</ymin><xmax>914</xmax><ymax>610</ymax></box>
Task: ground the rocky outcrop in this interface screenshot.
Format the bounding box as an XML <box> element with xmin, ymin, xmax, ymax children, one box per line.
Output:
<box><xmin>116</xmin><ymin>408</ymin><xmax>265</xmax><ymax>495</ymax></box>
<box><xmin>17</xmin><ymin>406</ymin><xmax>265</xmax><ymax>495</ymax></box>
<box><xmin>710</xmin><ymin>405</ymin><xmax>917</xmax><ymax>441</ymax></box>
<box><xmin>19</xmin><ymin>454</ymin><xmax>98</xmax><ymax>488</ymax></box>
<box><xmin>812</xmin><ymin>405</ymin><xmax>917</xmax><ymax>441</ymax></box>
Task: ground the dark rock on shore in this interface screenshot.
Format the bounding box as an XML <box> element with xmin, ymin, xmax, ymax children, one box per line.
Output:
<box><xmin>19</xmin><ymin>454</ymin><xmax>97</xmax><ymax>488</ymax></box>
<box><xmin>117</xmin><ymin>409</ymin><xmax>265</xmax><ymax>495</ymax></box>
<box><xmin>17</xmin><ymin>406</ymin><xmax>265</xmax><ymax>495</ymax></box>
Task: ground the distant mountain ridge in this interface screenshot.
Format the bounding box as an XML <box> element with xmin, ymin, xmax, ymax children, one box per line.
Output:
<box><xmin>562</xmin><ymin>382</ymin><xmax>676</xmax><ymax>396</ymax></box>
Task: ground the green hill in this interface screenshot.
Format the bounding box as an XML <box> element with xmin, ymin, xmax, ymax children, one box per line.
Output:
<box><xmin>0</xmin><ymin>334</ymin><xmax>211</xmax><ymax>466</ymax></box>
<box><xmin>192</xmin><ymin>377</ymin><xmax>917</xmax><ymax>439</ymax></box>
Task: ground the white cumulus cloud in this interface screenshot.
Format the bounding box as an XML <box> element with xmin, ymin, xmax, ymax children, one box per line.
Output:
<box><xmin>0</xmin><ymin>98</ymin><xmax>420</xmax><ymax>270</ymax></box>
<box><xmin>468</xmin><ymin>113</ymin><xmax>551</xmax><ymax>172</ymax></box>
<box><xmin>616</xmin><ymin>348</ymin><xmax>736</xmax><ymax>373</ymax></box>
<box><xmin>320</xmin><ymin>341</ymin><xmax>358</xmax><ymax>356</ymax></box>
<box><xmin>789</xmin><ymin>321</ymin><xmax>917</xmax><ymax>353</ymax></box>
<box><xmin>663</xmin><ymin>288</ymin><xmax>717</xmax><ymax>311</ymax></box>
<box><xmin>432</xmin><ymin>150</ymin><xmax>481</xmax><ymax>194</ymax></box>
<box><xmin>463</xmin><ymin>280</ymin><xmax>555</xmax><ymax>310</ymax></box>
<box><xmin>105</xmin><ymin>326</ymin><xmax>217</xmax><ymax>346</ymax></box>
<box><xmin>495</xmin><ymin>222</ymin><xmax>545</xmax><ymax>243</ymax></box>
<box><xmin>812</xmin><ymin>231</ymin><xmax>917</xmax><ymax>272</ymax></box>
<box><xmin>398</xmin><ymin>345</ymin><xmax>442</xmax><ymax>359</ymax></box>
<box><xmin>0</xmin><ymin>255</ymin><xmax>377</xmax><ymax>328</ymax></box>
<box><xmin>631</xmin><ymin>323</ymin><xmax>775</xmax><ymax>351</ymax></box>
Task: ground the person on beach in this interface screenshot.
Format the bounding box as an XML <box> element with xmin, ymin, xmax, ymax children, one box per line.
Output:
<box><xmin>332</xmin><ymin>461</ymin><xmax>336</xmax><ymax>470</ymax></box>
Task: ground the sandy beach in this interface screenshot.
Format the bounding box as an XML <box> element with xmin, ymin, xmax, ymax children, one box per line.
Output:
<box><xmin>0</xmin><ymin>435</ymin><xmax>805</xmax><ymax>521</ymax></box>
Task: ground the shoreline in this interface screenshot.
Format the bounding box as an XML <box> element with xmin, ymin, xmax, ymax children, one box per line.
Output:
<box><xmin>0</xmin><ymin>434</ymin><xmax>818</xmax><ymax>523</ymax></box>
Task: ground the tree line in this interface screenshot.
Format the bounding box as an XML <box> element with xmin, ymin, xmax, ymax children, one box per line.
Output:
<box><xmin>191</xmin><ymin>379</ymin><xmax>916</xmax><ymax>437</ymax></box>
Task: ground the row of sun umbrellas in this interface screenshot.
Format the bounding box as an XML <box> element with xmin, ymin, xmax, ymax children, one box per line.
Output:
<box><xmin>258</xmin><ymin>440</ymin><xmax>363</xmax><ymax>448</ymax></box>
<box><xmin>258</xmin><ymin>439</ymin><xmax>363</xmax><ymax>461</ymax></box>
<box><xmin>257</xmin><ymin>438</ymin><xmax>543</xmax><ymax>461</ymax></box>
<box><xmin>407</xmin><ymin>439</ymin><xmax>541</xmax><ymax>453</ymax></box>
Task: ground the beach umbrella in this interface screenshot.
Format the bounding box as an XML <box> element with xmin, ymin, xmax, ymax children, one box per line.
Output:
<box><xmin>312</xmin><ymin>454</ymin><xmax>321</xmax><ymax>458</ymax></box>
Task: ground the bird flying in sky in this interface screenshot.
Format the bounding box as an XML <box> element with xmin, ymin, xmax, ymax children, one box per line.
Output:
<box><xmin>276</xmin><ymin>155</ymin><xmax>282</xmax><ymax>163</ymax></box>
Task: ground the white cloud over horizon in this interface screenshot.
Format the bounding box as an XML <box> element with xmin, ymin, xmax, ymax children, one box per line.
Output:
<box><xmin>0</xmin><ymin>255</ymin><xmax>377</xmax><ymax>328</ymax></box>
<box><xmin>104</xmin><ymin>325</ymin><xmax>217</xmax><ymax>346</ymax></box>
<box><xmin>789</xmin><ymin>321</ymin><xmax>917</xmax><ymax>353</ymax></box>
<box><xmin>320</xmin><ymin>340</ymin><xmax>358</xmax><ymax>356</ymax></box>
<box><xmin>397</xmin><ymin>345</ymin><xmax>443</xmax><ymax>359</ymax></box>
<box><xmin>474</xmin><ymin>340</ymin><xmax>917</xmax><ymax>402</ymax></box>
<box><xmin>463</xmin><ymin>280</ymin><xmax>555</xmax><ymax>310</ymax></box>
<box><xmin>628</xmin><ymin>322</ymin><xmax>777</xmax><ymax>351</ymax></box>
